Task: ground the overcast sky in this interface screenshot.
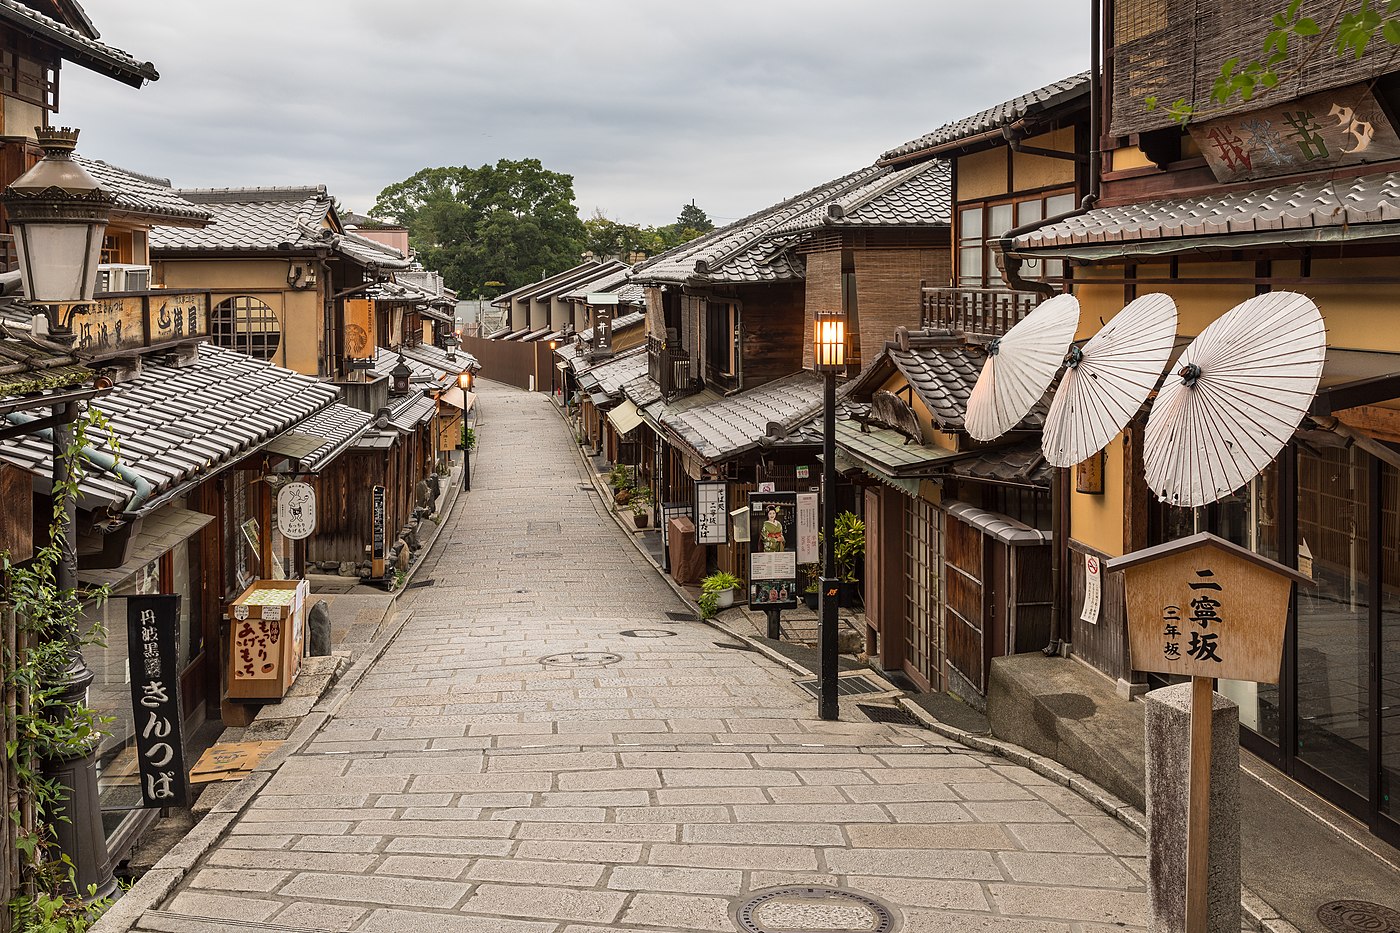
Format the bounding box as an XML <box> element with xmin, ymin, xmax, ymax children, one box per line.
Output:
<box><xmin>59</xmin><ymin>2</ymin><xmax>1086</xmax><ymax>228</ymax></box>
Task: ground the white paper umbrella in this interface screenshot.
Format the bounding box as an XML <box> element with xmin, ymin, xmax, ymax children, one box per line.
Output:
<box><xmin>1042</xmin><ymin>293</ymin><xmax>1179</xmax><ymax>467</ymax></box>
<box><xmin>1145</xmin><ymin>291</ymin><xmax>1326</xmax><ymax>508</ymax></box>
<box><xmin>966</xmin><ymin>293</ymin><xmax>1080</xmax><ymax>441</ymax></box>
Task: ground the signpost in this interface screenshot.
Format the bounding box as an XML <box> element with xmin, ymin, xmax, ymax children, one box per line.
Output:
<box><xmin>1106</xmin><ymin>533</ymin><xmax>1310</xmax><ymax>933</ymax></box>
<box><xmin>371</xmin><ymin>485</ymin><xmax>387</xmax><ymax>579</ymax></box>
<box><xmin>126</xmin><ymin>595</ymin><xmax>188</xmax><ymax>808</ymax></box>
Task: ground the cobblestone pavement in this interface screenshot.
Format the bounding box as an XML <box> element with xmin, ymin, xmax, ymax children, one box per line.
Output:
<box><xmin>135</xmin><ymin>381</ymin><xmax>1151</xmax><ymax>932</ymax></box>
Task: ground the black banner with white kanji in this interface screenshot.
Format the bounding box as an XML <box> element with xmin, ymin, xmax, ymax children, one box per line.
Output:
<box><xmin>126</xmin><ymin>595</ymin><xmax>188</xmax><ymax>808</ymax></box>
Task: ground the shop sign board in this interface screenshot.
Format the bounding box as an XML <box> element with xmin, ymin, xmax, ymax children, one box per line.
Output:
<box><xmin>749</xmin><ymin>492</ymin><xmax>798</xmax><ymax>609</ymax></box>
<box><xmin>371</xmin><ymin>484</ymin><xmax>387</xmax><ymax>578</ymax></box>
<box><xmin>694</xmin><ymin>481</ymin><xmax>728</xmax><ymax>545</ymax></box>
<box><xmin>126</xmin><ymin>595</ymin><xmax>188</xmax><ymax>808</ymax></box>
<box><xmin>75</xmin><ymin>291</ymin><xmax>210</xmax><ymax>356</ymax></box>
<box><xmin>796</xmin><ymin>493</ymin><xmax>819</xmax><ymax>565</ymax></box>
<box><xmin>276</xmin><ymin>481</ymin><xmax>316</xmax><ymax>540</ymax></box>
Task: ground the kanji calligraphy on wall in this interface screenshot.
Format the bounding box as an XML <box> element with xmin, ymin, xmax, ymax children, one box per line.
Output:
<box><xmin>1189</xmin><ymin>82</ymin><xmax>1400</xmax><ymax>184</ymax></box>
<box><xmin>126</xmin><ymin>595</ymin><xmax>188</xmax><ymax>808</ymax></box>
<box><xmin>1109</xmin><ymin>533</ymin><xmax>1310</xmax><ymax>683</ymax></box>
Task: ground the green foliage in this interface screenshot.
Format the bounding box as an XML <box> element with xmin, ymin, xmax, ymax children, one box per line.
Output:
<box><xmin>1152</xmin><ymin>0</ymin><xmax>1400</xmax><ymax>124</ymax></box>
<box><xmin>582</xmin><ymin>205</ymin><xmax>711</xmax><ymax>263</ymax></box>
<box><xmin>628</xmin><ymin>485</ymin><xmax>653</xmax><ymax>515</ymax></box>
<box><xmin>698</xmin><ymin>571</ymin><xmax>743</xmax><ymax>619</ymax></box>
<box><xmin>799</xmin><ymin>563</ymin><xmax>820</xmax><ymax>594</ymax></box>
<box><xmin>833</xmin><ymin>511</ymin><xmax>866</xmax><ymax>584</ymax></box>
<box><xmin>462</xmin><ymin>426</ymin><xmax>477</xmax><ymax>451</ymax></box>
<box><xmin>674</xmin><ymin>202</ymin><xmax>714</xmax><ymax>234</ymax></box>
<box><xmin>371</xmin><ymin>159</ymin><xmax>586</xmax><ymax>294</ymax></box>
<box><xmin>5</xmin><ymin>407</ymin><xmax>117</xmax><ymax>929</ymax></box>
<box><xmin>607</xmin><ymin>463</ymin><xmax>633</xmax><ymax>489</ymax></box>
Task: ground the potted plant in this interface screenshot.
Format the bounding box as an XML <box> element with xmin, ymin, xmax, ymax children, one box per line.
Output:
<box><xmin>834</xmin><ymin>511</ymin><xmax>866</xmax><ymax>608</ymax></box>
<box><xmin>630</xmin><ymin>485</ymin><xmax>653</xmax><ymax>528</ymax></box>
<box><xmin>699</xmin><ymin>570</ymin><xmax>744</xmax><ymax>618</ymax></box>
<box><xmin>799</xmin><ymin>562</ymin><xmax>820</xmax><ymax>610</ymax></box>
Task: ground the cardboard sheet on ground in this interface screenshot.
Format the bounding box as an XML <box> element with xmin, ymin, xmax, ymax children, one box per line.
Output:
<box><xmin>189</xmin><ymin>741</ymin><xmax>283</xmax><ymax>783</ymax></box>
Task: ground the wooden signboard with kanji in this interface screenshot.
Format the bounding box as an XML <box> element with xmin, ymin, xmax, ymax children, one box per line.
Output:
<box><xmin>1106</xmin><ymin>533</ymin><xmax>1309</xmax><ymax>933</ymax></box>
<box><xmin>1109</xmin><ymin>532</ymin><xmax>1309</xmax><ymax>683</ymax></box>
<box><xmin>1189</xmin><ymin>82</ymin><xmax>1400</xmax><ymax>184</ymax></box>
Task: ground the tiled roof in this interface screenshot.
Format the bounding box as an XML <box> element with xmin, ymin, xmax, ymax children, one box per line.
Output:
<box><xmin>887</xmin><ymin>343</ymin><xmax>984</xmax><ymax>431</ymax></box>
<box><xmin>75</xmin><ymin>157</ymin><xmax>209</xmax><ymax>225</ymax></box>
<box><xmin>388</xmin><ymin>393</ymin><xmax>436</xmax><ymax>432</ymax></box>
<box><xmin>402</xmin><ymin>342</ymin><xmax>478</xmax><ymax>378</ymax></box>
<box><xmin>632</xmin><ymin>167</ymin><xmax>887</xmax><ymax>285</ymax></box>
<box><xmin>835</xmin><ymin>419</ymin><xmax>969</xmax><ymax>478</ymax></box>
<box><xmin>283</xmin><ymin>403</ymin><xmax>372</xmax><ymax>472</ymax></box>
<box><xmin>578</xmin><ymin>346</ymin><xmax>647</xmax><ymax>400</ymax></box>
<box><xmin>150</xmin><ymin>186</ymin><xmax>408</xmax><ymax>268</ymax></box>
<box><xmin>663</xmin><ymin>371</ymin><xmax>826</xmax><ymax>463</ymax></box>
<box><xmin>1012</xmin><ymin>171</ymin><xmax>1400</xmax><ymax>255</ymax></box>
<box><xmin>561</xmin><ymin>265</ymin><xmax>633</xmax><ymax>300</ymax></box>
<box><xmin>373</xmin><ymin>348</ymin><xmax>454</xmax><ymax>390</ymax></box>
<box><xmin>577</xmin><ymin>310</ymin><xmax>645</xmax><ymax>345</ymax></box>
<box><xmin>772</xmin><ymin>159</ymin><xmax>952</xmax><ymax>235</ymax></box>
<box><xmin>622</xmin><ymin>374</ymin><xmax>662</xmax><ymax>409</ymax></box>
<box><xmin>0</xmin><ymin>326</ymin><xmax>91</xmax><ymax>399</ymax></box>
<box><xmin>0</xmin><ymin>0</ymin><xmax>157</xmax><ymax>86</ymax></box>
<box><xmin>0</xmin><ymin>344</ymin><xmax>337</xmax><ymax>513</ymax></box>
<box><xmin>491</xmin><ymin>260</ymin><xmax>626</xmax><ymax>307</ymax></box>
<box><xmin>951</xmin><ymin>441</ymin><xmax>1052</xmax><ymax>489</ymax></box>
<box><xmin>881</xmin><ymin>73</ymin><xmax>1091</xmax><ymax>163</ymax></box>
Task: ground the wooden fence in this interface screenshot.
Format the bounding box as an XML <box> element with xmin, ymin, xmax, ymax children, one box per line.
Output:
<box><xmin>458</xmin><ymin>336</ymin><xmax>554</xmax><ymax>392</ymax></box>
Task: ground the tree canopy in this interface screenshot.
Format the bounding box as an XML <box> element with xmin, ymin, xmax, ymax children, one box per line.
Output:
<box><xmin>371</xmin><ymin>159</ymin><xmax>586</xmax><ymax>296</ymax></box>
<box><xmin>582</xmin><ymin>203</ymin><xmax>716</xmax><ymax>263</ymax></box>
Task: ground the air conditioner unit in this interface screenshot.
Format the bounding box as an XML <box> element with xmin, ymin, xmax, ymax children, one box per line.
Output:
<box><xmin>95</xmin><ymin>263</ymin><xmax>152</xmax><ymax>293</ymax></box>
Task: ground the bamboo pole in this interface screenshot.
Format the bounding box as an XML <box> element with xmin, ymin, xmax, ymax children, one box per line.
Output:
<box><xmin>1186</xmin><ymin>675</ymin><xmax>1213</xmax><ymax>933</ymax></box>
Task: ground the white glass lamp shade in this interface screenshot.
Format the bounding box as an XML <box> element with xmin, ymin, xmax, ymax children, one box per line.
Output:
<box><xmin>12</xmin><ymin>218</ymin><xmax>106</xmax><ymax>304</ymax></box>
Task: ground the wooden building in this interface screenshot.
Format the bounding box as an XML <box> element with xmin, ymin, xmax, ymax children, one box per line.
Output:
<box><xmin>1005</xmin><ymin>2</ymin><xmax>1400</xmax><ymax>845</ymax></box>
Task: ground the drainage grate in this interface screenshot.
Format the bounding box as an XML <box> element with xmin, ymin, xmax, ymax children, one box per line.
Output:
<box><xmin>794</xmin><ymin>675</ymin><xmax>886</xmax><ymax>698</ymax></box>
<box><xmin>735</xmin><ymin>885</ymin><xmax>898</xmax><ymax>933</ymax></box>
<box><xmin>538</xmin><ymin>651</ymin><xmax>623</xmax><ymax>668</ymax></box>
<box><xmin>403</xmin><ymin>578</ymin><xmax>435</xmax><ymax>590</ymax></box>
<box><xmin>620</xmin><ymin>629</ymin><xmax>677</xmax><ymax>638</ymax></box>
<box><xmin>714</xmin><ymin>641</ymin><xmax>758</xmax><ymax>651</ymax></box>
<box><xmin>857</xmin><ymin>703</ymin><xmax>922</xmax><ymax>727</ymax></box>
<box><xmin>1317</xmin><ymin>901</ymin><xmax>1400</xmax><ymax>933</ymax></box>
<box><xmin>665</xmin><ymin>610</ymin><xmax>700</xmax><ymax>622</ymax></box>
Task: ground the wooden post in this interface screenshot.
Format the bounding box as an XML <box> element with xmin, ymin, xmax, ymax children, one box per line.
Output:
<box><xmin>1185</xmin><ymin>675</ymin><xmax>1213</xmax><ymax>933</ymax></box>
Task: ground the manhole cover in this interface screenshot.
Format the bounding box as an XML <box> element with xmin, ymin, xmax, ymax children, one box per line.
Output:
<box><xmin>620</xmin><ymin>629</ymin><xmax>677</xmax><ymax>638</ymax></box>
<box><xmin>1317</xmin><ymin>901</ymin><xmax>1400</xmax><ymax>933</ymax></box>
<box><xmin>735</xmin><ymin>886</ymin><xmax>898</xmax><ymax>933</ymax></box>
<box><xmin>538</xmin><ymin>651</ymin><xmax>622</xmax><ymax>668</ymax></box>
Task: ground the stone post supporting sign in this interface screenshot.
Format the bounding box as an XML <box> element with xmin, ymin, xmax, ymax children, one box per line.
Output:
<box><xmin>1145</xmin><ymin>684</ymin><xmax>1240</xmax><ymax>933</ymax></box>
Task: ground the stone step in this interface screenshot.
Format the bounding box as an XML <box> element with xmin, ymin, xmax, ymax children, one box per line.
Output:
<box><xmin>135</xmin><ymin>909</ymin><xmax>330</xmax><ymax>933</ymax></box>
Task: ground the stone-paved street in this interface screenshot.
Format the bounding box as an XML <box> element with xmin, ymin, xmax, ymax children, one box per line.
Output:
<box><xmin>132</xmin><ymin>380</ymin><xmax>1151</xmax><ymax>932</ymax></box>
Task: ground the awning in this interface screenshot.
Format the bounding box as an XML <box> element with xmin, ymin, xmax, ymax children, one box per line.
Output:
<box><xmin>263</xmin><ymin>431</ymin><xmax>329</xmax><ymax>460</ymax></box>
<box><xmin>440</xmin><ymin>387</ymin><xmax>477</xmax><ymax>412</ymax></box>
<box><xmin>607</xmin><ymin>399</ymin><xmax>645</xmax><ymax>435</ymax></box>
<box><xmin>77</xmin><ymin>505</ymin><xmax>214</xmax><ymax>589</ymax></box>
<box><xmin>556</xmin><ymin>361</ymin><xmax>568</xmax><ymax>372</ymax></box>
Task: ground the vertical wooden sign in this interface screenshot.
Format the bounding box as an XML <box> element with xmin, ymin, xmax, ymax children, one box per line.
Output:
<box><xmin>371</xmin><ymin>484</ymin><xmax>387</xmax><ymax>578</ymax></box>
<box><xmin>127</xmin><ymin>595</ymin><xmax>188</xmax><ymax>808</ymax></box>
<box><xmin>694</xmin><ymin>481</ymin><xmax>728</xmax><ymax>545</ymax></box>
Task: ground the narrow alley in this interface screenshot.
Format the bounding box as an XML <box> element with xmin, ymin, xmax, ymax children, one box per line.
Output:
<box><xmin>115</xmin><ymin>380</ymin><xmax>1149</xmax><ymax>933</ymax></box>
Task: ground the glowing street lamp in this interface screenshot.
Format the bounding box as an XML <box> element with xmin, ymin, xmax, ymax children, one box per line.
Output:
<box><xmin>811</xmin><ymin>310</ymin><xmax>848</xmax><ymax>721</ymax></box>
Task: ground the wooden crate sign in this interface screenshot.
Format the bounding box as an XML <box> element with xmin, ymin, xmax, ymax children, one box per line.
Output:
<box><xmin>1106</xmin><ymin>533</ymin><xmax>1310</xmax><ymax>684</ymax></box>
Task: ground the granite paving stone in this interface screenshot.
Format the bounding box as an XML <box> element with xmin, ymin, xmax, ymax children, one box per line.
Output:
<box><xmin>129</xmin><ymin>381</ymin><xmax>1150</xmax><ymax>933</ymax></box>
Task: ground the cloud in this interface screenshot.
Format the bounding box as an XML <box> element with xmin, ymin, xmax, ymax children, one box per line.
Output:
<box><xmin>60</xmin><ymin>1</ymin><xmax>1086</xmax><ymax>227</ymax></box>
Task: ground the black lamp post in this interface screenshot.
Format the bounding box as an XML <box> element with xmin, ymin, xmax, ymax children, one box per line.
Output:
<box><xmin>2</xmin><ymin>127</ymin><xmax>117</xmax><ymax>899</ymax></box>
<box><xmin>459</xmin><ymin>369</ymin><xmax>474</xmax><ymax>491</ymax></box>
<box><xmin>390</xmin><ymin>353</ymin><xmax>412</xmax><ymax>396</ymax></box>
<box><xmin>813</xmin><ymin>309</ymin><xmax>847</xmax><ymax>722</ymax></box>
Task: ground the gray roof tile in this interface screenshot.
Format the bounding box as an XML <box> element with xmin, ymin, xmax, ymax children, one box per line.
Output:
<box><xmin>0</xmin><ymin>344</ymin><xmax>337</xmax><ymax>512</ymax></box>
<box><xmin>150</xmin><ymin>186</ymin><xmax>408</xmax><ymax>268</ymax></box>
<box><xmin>631</xmin><ymin>167</ymin><xmax>887</xmax><ymax>285</ymax></box>
<box><xmin>1013</xmin><ymin>170</ymin><xmax>1400</xmax><ymax>254</ymax></box>
<box><xmin>771</xmin><ymin>159</ymin><xmax>951</xmax><ymax>235</ymax></box>
<box><xmin>0</xmin><ymin>0</ymin><xmax>156</xmax><ymax>85</ymax></box>
<box><xmin>280</xmin><ymin>403</ymin><xmax>372</xmax><ymax>472</ymax></box>
<box><xmin>881</xmin><ymin>73</ymin><xmax>1090</xmax><ymax>163</ymax></box>
<box><xmin>75</xmin><ymin>156</ymin><xmax>209</xmax><ymax>225</ymax></box>
<box><xmin>662</xmin><ymin>371</ymin><xmax>826</xmax><ymax>463</ymax></box>
<box><xmin>578</xmin><ymin>346</ymin><xmax>647</xmax><ymax>399</ymax></box>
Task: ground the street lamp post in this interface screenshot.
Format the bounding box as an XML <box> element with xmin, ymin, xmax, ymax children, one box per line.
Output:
<box><xmin>812</xmin><ymin>310</ymin><xmax>847</xmax><ymax>722</ymax></box>
<box><xmin>1</xmin><ymin>127</ymin><xmax>117</xmax><ymax>898</ymax></box>
<box><xmin>459</xmin><ymin>370</ymin><xmax>474</xmax><ymax>491</ymax></box>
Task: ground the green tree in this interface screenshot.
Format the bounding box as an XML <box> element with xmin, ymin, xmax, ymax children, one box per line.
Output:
<box><xmin>582</xmin><ymin>210</ymin><xmax>665</xmax><ymax>261</ymax></box>
<box><xmin>674</xmin><ymin>200</ymin><xmax>714</xmax><ymax>234</ymax></box>
<box><xmin>371</xmin><ymin>159</ymin><xmax>586</xmax><ymax>293</ymax></box>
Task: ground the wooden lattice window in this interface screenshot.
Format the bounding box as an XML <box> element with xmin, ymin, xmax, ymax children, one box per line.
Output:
<box><xmin>211</xmin><ymin>296</ymin><xmax>280</xmax><ymax>360</ymax></box>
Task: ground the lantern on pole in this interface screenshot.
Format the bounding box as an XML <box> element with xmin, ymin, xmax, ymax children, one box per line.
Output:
<box><xmin>810</xmin><ymin>309</ymin><xmax>847</xmax><ymax>721</ymax></box>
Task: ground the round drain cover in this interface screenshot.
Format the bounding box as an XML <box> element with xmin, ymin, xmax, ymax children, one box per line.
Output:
<box><xmin>619</xmin><ymin>629</ymin><xmax>677</xmax><ymax>638</ymax></box>
<box><xmin>735</xmin><ymin>886</ymin><xmax>898</xmax><ymax>933</ymax></box>
<box><xmin>1317</xmin><ymin>901</ymin><xmax>1400</xmax><ymax>933</ymax></box>
<box><xmin>538</xmin><ymin>651</ymin><xmax>622</xmax><ymax>667</ymax></box>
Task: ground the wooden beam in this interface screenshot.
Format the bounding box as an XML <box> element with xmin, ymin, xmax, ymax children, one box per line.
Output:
<box><xmin>1336</xmin><ymin>405</ymin><xmax>1400</xmax><ymax>444</ymax></box>
<box><xmin>1186</xmin><ymin>675</ymin><xmax>1213</xmax><ymax>933</ymax></box>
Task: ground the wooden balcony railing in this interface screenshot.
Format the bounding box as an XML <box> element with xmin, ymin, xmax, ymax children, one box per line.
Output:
<box><xmin>647</xmin><ymin>333</ymin><xmax>693</xmax><ymax>400</ymax></box>
<box><xmin>921</xmin><ymin>286</ymin><xmax>1042</xmax><ymax>339</ymax></box>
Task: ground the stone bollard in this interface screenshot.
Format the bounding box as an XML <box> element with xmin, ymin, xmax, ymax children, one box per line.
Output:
<box><xmin>1144</xmin><ymin>684</ymin><xmax>1240</xmax><ymax>933</ymax></box>
<box><xmin>307</xmin><ymin>600</ymin><xmax>332</xmax><ymax>657</ymax></box>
